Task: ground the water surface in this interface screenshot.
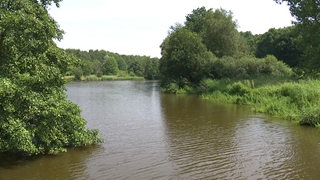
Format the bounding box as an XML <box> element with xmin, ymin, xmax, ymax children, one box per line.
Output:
<box><xmin>1</xmin><ymin>81</ymin><xmax>320</xmax><ymax>179</ymax></box>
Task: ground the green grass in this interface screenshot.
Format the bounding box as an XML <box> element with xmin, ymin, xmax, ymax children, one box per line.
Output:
<box><xmin>68</xmin><ymin>75</ymin><xmax>145</xmax><ymax>81</ymax></box>
<box><xmin>198</xmin><ymin>77</ymin><xmax>320</xmax><ymax>127</ymax></box>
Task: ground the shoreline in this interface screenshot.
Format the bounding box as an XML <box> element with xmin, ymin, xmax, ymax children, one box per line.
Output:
<box><xmin>161</xmin><ymin>77</ymin><xmax>320</xmax><ymax>127</ymax></box>
<box><xmin>64</xmin><ymin>75</ymin><xmax>145</xmax><ymax>82</ymax></box>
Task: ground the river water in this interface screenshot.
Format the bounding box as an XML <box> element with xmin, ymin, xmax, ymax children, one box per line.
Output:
<box><xmin>1</xmin><ymin>81</ymin><xmax>320</xmax><ymax>179</ymax></box>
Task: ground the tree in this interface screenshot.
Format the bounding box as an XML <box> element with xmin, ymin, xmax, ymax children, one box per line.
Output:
<box><xmin>91</xmin><ymin>59</ymin><xmax>103</xmax><ymax>77</ymax></box>
<box><xmin>103</xmin><ymin>56</ymin><xmax>119</xmax><ymax>75</ymax></box>
<box><xmin>127</xmin><ymin>57</ymin><xmax>145</xmax><ymax>76</ymax></box>
<box><xmin>240</xmin><ymin>31</ymin><xmax>258</xmax><ymax>56</ymax></box>
<box><xmin>116</xmin><ymin>56</ymin><xmax>127</xmax><ymax>71</ymax></box>
<box><xmin>275</xmin><ymin>0</ymin><xmax>320</xmax><ymax>25</ymax></box>
<box><xmin>256</xmin><ymin>27</ymin><xmax>302</xmax><ymax>67</ymax></box>
<box><xmin>0</xmin><ymin>0</ymin><xmax>101</xmax><ymax>155</ymax></box>
<box><xmin>144</xmin><ymin>58</ymin><xmax>160</xmax><ymax>80</ymax></box>
<box><xmin>160</xmin><ymin>28</ymin><xmax>214</xmax><ymax>86</ymax></box>
<box><xmin>185</xmin><ymin>7</ymin><xmax>246</xmax><ymax>57</ymax></box>
<box><xmin>275</xmin><ymin>0</ymin><xmax>320</xmax><ymax>70</ymax></box>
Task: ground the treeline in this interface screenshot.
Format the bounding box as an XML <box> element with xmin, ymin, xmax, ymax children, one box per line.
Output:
<box><xmin>241</xmin><ymin>26</ymin><xmax>302</xmax><ymax>68</ymax></box>
<box><xmin>65</xmin><ymin>49</ymin><xmax>160</xmax><ymax>80</ymax></box>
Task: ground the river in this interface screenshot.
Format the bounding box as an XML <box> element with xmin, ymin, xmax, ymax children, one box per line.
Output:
<box><xmin>1</xmin><ymin>81</ymin><xmax>320</xmax><ymax>179</ymax></box>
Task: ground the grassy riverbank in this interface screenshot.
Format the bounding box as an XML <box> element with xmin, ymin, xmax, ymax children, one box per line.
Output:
<box><xmin>162</xmin><ymin>77</ymin><xmax>320</xmax><ymax>127</ymax></box>
<box><xmin>64</xmin><ymin>75</ymin><xmax>144</xmax><ymax>82</ymax></box>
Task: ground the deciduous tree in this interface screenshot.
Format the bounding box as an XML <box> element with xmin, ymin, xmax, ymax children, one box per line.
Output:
<box><xmin>160</xmin><ymin>28</ymin><xmax>214</xmax><ymax>86</ymax></box>
<box><xmin>0</xmin><ymin>0</ymin><xmax>101</xmax><ymax>155</ymax></box>
<box><xmin>275</xmin><ymin>0</ymin><xmax>320</xmax><ymax>70</ymax></box>
<box><xmin>185</xmin><ymin>7</ymin><xmax>246</xmax><ymax>57</ymax></box>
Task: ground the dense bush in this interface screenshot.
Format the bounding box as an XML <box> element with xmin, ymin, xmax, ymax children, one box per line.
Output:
<box><xmin>227</xmin><ymin>82</ymin><xmax>251</xmax><ymax>96</ymax></box>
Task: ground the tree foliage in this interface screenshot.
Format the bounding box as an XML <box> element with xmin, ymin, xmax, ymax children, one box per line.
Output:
<box><xmin>66</xmin><ymin>49</ymin><xmax>159</xmax><ymax>80</ymax></box>
<box><xmin>103</xmin><ymin>56</ymin><xmax>119</xmax><ymax>75</ymax></box>
<box><xmin>144</xmin><ymin>58</ymin><xmax>160</xmax><ymax>80</ymax></box>
<box><xmin>255</xmin><ymin>27</ymin><xmax>303</xmax><ymax>67</ymax></box>
<box><xmin>185</xmin><ymin>7</ymin><xmax>247</xmax><ymax>57</ymax></box>
<box><xmin>160</xmin><ymin>28</ymin><xmax>214</xmax><ymax>86</ymax></box>
<box><xmin>275</xmin><ymin>0</ymin><xmax>320</xmax><ymax>71</ymax></box>
<box><xmin>0</xmin><ymin>0</ymin><xmax>101</xmax><ymax>155</ymax></box>
<box><xmin>160</xmin><ymin>7</ymin><xmax>297</xmax><ymax>90</ymax></box>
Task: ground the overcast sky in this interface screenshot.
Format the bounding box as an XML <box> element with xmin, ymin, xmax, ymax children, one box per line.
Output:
<box><xmin>49</xmin><ymin>0</ymin><xmax>293</xmax><ymax>57</ymax></box>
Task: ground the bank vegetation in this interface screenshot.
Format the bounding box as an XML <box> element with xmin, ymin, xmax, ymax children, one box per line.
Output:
<box><xmin>160</xmin><ymin>4</ymin><xmax>320</xmax><ymax>127</ymax></box>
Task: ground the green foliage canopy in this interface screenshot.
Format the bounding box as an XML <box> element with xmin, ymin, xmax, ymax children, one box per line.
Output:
<box><xmin>160</xmin><ymin>28</ymin><xmax>214</xmax><ymax>86</ymax></box>
<box><xmin>0</xmin><ymin>0</ymin><xmax>101</xmax><ymax>155</ymax></box>
<box><xmin>275</xmin><ymin>0</ymin><xmax>320</xmax><ymax>71</ymax></box>
<box><xmin>256</xmin><ymin>27</ymin><xmax>302</xmax><ymax>67</ymax></box>
<box><xmin>185</xmin><ymin>7</ymin><xmax>246</xmax><ymax>57</ymax></box>
<box><xmin>65</xmin><ymin>49</ymin><xmax>159</xmax><ymax>80</ymax></box>
<box><xmin>103</xmin><ymin>56</ymin><xmax>119</xmax><ymax>75</ymax></box>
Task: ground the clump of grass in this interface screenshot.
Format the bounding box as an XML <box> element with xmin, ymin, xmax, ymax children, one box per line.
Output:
<box><xmin>82</xmin><ymin>75</ymin><xmax>100</xmax><ymax>81</ymax></box>
<box><xmin>300</xmin><ymin>108</ymin><xmax>320</xmax><ymax>127</ymax></box>
<box><xmin>161</xmin><ymin>82</ymin><xmax>195</xmax><ymax>94</ymax></box>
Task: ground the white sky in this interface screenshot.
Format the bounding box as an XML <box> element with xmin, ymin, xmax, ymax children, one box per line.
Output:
<box><xmin>49</xmin><ymin>0</ymin><xmax>293</xmax><ymax>57</ymax></box>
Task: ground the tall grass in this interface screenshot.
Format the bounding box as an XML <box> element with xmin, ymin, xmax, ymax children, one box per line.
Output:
<box><xmin>201</xmin><ymin>78</ymin><xmax>320</xmax><ymax>127</ymax></box>
<box><xmin>76</xmin><ymin>75</ymin><xmax>144</xmax><ymax>81</ymax></box>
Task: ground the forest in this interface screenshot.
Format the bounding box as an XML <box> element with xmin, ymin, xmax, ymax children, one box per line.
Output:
<box><xmin>65</xmin><ymin>49</ymin><xmax>160</xmax><ymax>81</ymax></box>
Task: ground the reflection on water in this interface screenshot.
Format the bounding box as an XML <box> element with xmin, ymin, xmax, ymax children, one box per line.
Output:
<box><xmin>1</xmin><ymin>81</ymin><xmax>320</xmax><ymax>179</ymax></box>
<box><xmin>0</xmin><ymin>146</ymin><xmax>101</xmax><ymax>179</ymax></box>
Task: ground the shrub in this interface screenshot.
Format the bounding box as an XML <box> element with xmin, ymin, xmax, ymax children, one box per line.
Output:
<box><xmin>211</xmin><ymin>55</ymin><xmax>293</xmax><ymax>79</ymax></box>
<box><xmin>162</xmin><ymin>82</ymin><xmax>179</xmax><ymax>94</ymax></box>
<box><xmin>228</xmin><ymin>82</ymin><xmax>251</xmax><ymax>96</ymax></box>
<box><xmin>261</xmin><ymin>55</ymin><xmax>293</xmax><ymax>76</ymax></box>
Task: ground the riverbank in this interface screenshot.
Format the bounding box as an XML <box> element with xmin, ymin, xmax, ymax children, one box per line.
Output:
<box><xmin>64</xmin><ymin>75</ymin><xmax>145</xmax><ymax>82</ymax></box>
<box><xmin>162</xmin><ymin>77</ymin><xmax>320</xmax><ymax>127</ymax></box>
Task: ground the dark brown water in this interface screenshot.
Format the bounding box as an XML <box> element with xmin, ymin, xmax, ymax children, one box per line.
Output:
<box><xmin>1</xmin><ymin>81</ymin><xmax>320</xmax><ymax>179</ymax></box>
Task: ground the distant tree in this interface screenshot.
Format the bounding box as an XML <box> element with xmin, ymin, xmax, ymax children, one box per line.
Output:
<box><xmin>72</xmin><ymin>66</ymin><xmax>83</xmax><ymax>80</ymax></box>
<box><xmin>116</xmin><ymin>56</ymin><xmax>128</xmax><ymax>71</ymax></box>
<box><xmin>275</xmin><ymin>0</ymin><xmax>320</xmax><ymax>70</ymax></box>
<box><xmin>256</xmin><ymin>27</ymin><xmax>302</xmax><ymax>67</ymax></box>
<box><xmin>103</xmin><ymin>56</ymin><xmax>119</xmax><ymax>75</ymax></box>
<box><xmin>127</xmin><ymin>59</ymin><xmax>144</xmax><ymax>76</ymax></box>
<box><xmin>91</xmin><ymin>59</ymin><xmax>103</xmax><ymax>77</ymax></box>
<box><xmin>65</xmin><ymin>49</ymin><xmax>157</xmax><ymax>77</ymax></box>
<box><xmin>144</xmin><ymin>58</ymin><xmax>160</xmax><ymax>80</ymax></box>
<box><xmin>240</xmin><ymin>31</ymin><xmax>258</xmax><ymax>56</ymax></box>
<box><xmin>160</xmin><ymin>28</ymin><xmax>214</xmax><ymax>85</ymax></box>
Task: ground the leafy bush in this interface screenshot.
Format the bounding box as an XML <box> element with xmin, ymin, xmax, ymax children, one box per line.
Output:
<box><xmin>211</xmin><ymin>55</ymin><xmax>293</xmax><ymax>79</ymax></box>
<box><xmin>261</xmin><ymin>55</ymin><xmax>293</xmax><ymax>76</ymax></box>
<box><xmin>161</xmin><ymin>82</ymin><xmax>180</xmax><ymax>94</ymax></box>
<box><xmin>227</xmin><ymin>82</ymin><xmax>251</xmax><ymax>96</ymax></box>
